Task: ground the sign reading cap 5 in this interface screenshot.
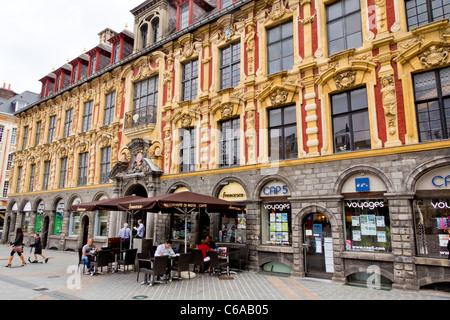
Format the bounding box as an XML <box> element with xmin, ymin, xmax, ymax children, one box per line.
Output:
<box><xmin>261</xmin><ymin>181</ymin><xmax>290</xmax><ymax>197</ymax></box>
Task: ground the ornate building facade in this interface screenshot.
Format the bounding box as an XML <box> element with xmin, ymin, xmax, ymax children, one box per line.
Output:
<box><xmin>4</xmin><ymin>0</ymin><xmax>450</xmax><ymax>291</ymax></box>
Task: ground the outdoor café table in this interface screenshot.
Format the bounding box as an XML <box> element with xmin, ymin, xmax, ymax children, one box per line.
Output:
<box><xmin>111</xmin><ymin>251</ymin><xmax>121</xmax><ymax>273</ymax></box>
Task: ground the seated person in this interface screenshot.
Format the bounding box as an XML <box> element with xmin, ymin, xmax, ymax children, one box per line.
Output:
<box><xmin>154</xmin><ymin>239</ymin><xmax>176</xmax><ymax>256</ymax></box>
<box><xmin>82</xmin><ymin>238</ymin><xmax>98</xmax><ymax>271</ymax></box>
<box><xmin>197</xmin><ymin>239</ymin><xmax>211</xmax><ymax>273</ymax></box>
<box><xmin>205</xmin><ymin>235</ymin><xmax>216</xmax><ymax>250</ymax></box>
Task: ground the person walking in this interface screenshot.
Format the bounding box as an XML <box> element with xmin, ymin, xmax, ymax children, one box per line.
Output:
<box><xmin>5</xmin><ymin>228</ymin><xmax>26</xmax><ymax>267</ymax></box>
<box><xmin>30</xmin><ymin>233</ymin><xmax>49</xmax><ymax>264</ymax></box>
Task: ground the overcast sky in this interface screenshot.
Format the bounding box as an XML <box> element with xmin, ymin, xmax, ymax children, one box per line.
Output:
<box><xmin>0</xmin><ymin>0</ymin><xmax>144</xmax><ymax>95</ymax></box>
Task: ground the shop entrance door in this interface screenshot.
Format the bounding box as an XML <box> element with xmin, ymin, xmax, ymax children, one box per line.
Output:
<box><xmin>303</xmin><ymin>213</ymin><xmax>332</xmax><ymax>279</ymax></box>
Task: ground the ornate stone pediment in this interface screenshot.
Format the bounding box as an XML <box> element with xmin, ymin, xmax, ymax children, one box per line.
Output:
<box><xmin>257</xmin><ymin>83</ymin><xmax>299</xmax><ymax>107</ymax></box>
<box><xmin>333</xmin><ymin>71</ymin><xmax>356</xmax><ymax>90</ymax></box>
<box><xmin>419</xmin><ymin>45</ymin><xmax>450</xmax><ymax>68</ymax></box>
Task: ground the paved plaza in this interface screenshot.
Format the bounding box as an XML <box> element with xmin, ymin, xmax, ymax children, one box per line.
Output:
<box><xmin>0</xmin><ymin>244</ymin><xmax>449</xmax><ymax>302</ymax></box>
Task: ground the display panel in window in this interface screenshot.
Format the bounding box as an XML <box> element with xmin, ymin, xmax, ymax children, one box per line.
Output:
<box><xmin>171</xmin><ymin>216</ymin><xmax>191</xmax><ymax>240</ymax></box>
<box><xmin>343</xmin><ymin>199</ymin><xmax>391</xmax><ymax>253</ymax></box>
<box><xmin>219</xmin><ymin>212</ymin><xmax>246</xmax><ymax>244</ymax></box>
<box><xmin>414</xmin><ymin>199</ymin><xmax>450</xmax><ymax>258</ymax></box>
<box><xmin>261</xmin><ymin>202</ymin><xmax>292</xmax><ymax>246</ymax></box>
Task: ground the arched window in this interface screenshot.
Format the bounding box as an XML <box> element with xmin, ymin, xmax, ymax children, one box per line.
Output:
<box><xmin>152</xmin><ymin>18</ymin><xmax>160</xmax><ymax>44</ymax></box>
<box><xmin>140</xmin><ymin>24</ymin><xmax>148</xmax><ymax>50</ymax></box>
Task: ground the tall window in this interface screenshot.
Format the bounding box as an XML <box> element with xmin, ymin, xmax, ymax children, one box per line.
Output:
<box><xmin>77</xmin><ymin>152</ymin><xmax>89</xmax><ymax>186</ymax></box>
<box><xmin>268</xmin><ymin>105</ymin><xmax>298</xmax><ymax>160</ymax></box>
<box><xmin>141</xmin><ymin>24</ymin><xmax>148</xmax><ymax>50</ymax></box>
<box><xmin>29</xmin><ymin>164</ymin><xmax>36</xmax><ymax>192</ymax></box>
<box><xmin>406</xmin><ymin>0</ymin><xmax>450</xmax><ymax>30</ymax></box>
<box><xmin>332</xmin><ymin>87</ymin><xmax>371</xmax><ymax>153</ymax></box>
<box><xmin>182</xmin><ymin>60</ymin><xmax>198</xmax><ymax>101</ymax></box>
<box><xmin>42</xmin><ymin>161</ymin><xmax>51</xmax><ymax>191</ymax></box>
<box><xmin>35</xmin><ymin>121</ymin><xmax>41</xmax><ymax>146</ymax></box>
<box><xmin>0</xmin><ymin>125</ymin><xmax>4</xmax><ymax>142</ymax></box>
<box><xmin>152</xmin><ymin>18</ymin><xmax>160</xmax><ymax>43</ymax></box>
<box><xmin>72</xmin><ymin>64</ymin><xmax>78</xmax><ymax>83</ymax></box>
<box><xmin>180</xmin><ymin>3</ymin><xmax>189</xmax><ymax>29</ymax></box>
<box><xmin>22</xmin><ymin>126</ymin><xmax>28</xmax><ymax>150</ymax></box>
<box><xmin>413</xmin><ymin>66</ymin><xmax>450</xmax><ymax>142</ymax></box>
<box><xmin>132</xmin><ymin>76</ymin><xmax>158</xmax><ymax>125</ymax></box>
<box><xmin>89</xmin><ymin>54</ymin><xmax>97</xmax><ymax>75</ymax></box>
<box><xmin>6</xmin><ymin>154</ymin><xmax>13</xmax><ymax>171</ymax></box>
<box><xmin>59</xmin><ymin>157</ymin><xmax>68</xmax><ymax>189</ymax></box>
<box><xmin>104</xmin><ymin>92</ymin><xmax>116</xmax><ymax>126</ymax></box>
<box><xmin>47</xmin><ymin>115</ymin><xmax>56</xmax><ymax>143</ymax></box>
<box><xmin>179</xmin><ymin>128</ymin><xmax>196</xmax><ymax>172</ymax></box>
<box><xmin>82</xmin><ymin>101</ymin><xmax>93</xmax><ymax>132</ymax></box>
<box><xmin>2</xmin><ymin>181</ymin><xmax>9</xmax><ymax>198</ymax></box>
<box><xmin>100</xmin><ymin>147</ymin><xmax>111</xmax><ymax>184</ymax></box>
<box><xmin>219</xmin><ymin>118</ymin><xmax>240</xmax><ymax>167</ymax></box>
<box><xmin>64</xmin><ymin>108</ymin><xmax>73</xmax><ymax>138</ymax></box>
<box><xmin>326</xmin><ymin>0</ymin><xmax>362</xmax><ymax>55</ymax></box>
<box><xmin>16</xmin><ymin>166</ymin><xmax>22</xmax><ymax>193</ymax></box>
<box><xmin>267</xmin><ymin>21</ymin><xmax>294</xmax><ymax>75</ymax></box>
<box><xmin>11</xmin><ymin>128</ymin><xmax>17</xmax><ymax>145</ymax></box>
<box><xmin>220</xmin><ymin>42</ymin><xmax>241</xmax><ymax>89</ymax></box>
<box><xmin>113</xmin><ymin>43</ymin><xmax>121</xmax><ymax>63</ymax></box>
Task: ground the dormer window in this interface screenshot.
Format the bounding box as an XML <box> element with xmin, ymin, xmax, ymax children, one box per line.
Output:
<box><xmin>152</xmin><ymin>18</ymin><xmax>160</xmax><ymax>43</ymax></box>
<box><xmin>72</xmin><ymin>64</ymin><xmax>78</xmax><ymax>83</ymax></box>
<box><xmin>221</xmin><ymin>0</ymin><xmax>233</xmax><ymax>9</ymax></box>
<box><xmin>140</xmin><ymin>24</ymin><xmax>148</xmax><ymax>50</ymax></box>
<box><xmin>89</xmin><ymin>54</ymin><xmax>97</xmax><ymax>75</ymax></box>
<box><xmin>113</xmin><ymin>43</ymin><xmax>121</xmax><ymax>63</ymax></box>
<box><xmin>180</xmin><ymin>3</ymin><xmax>189</xmax><ymax>29</ymax></box>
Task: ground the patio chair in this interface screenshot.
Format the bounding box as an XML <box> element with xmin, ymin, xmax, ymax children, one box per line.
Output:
<box><xmin>136</xmin><ymin>252</ymin><xmax>152</xmax><ymax>283</ymax></box>
<box><xmin>117</xmin><ymin>248</ymin><xmax>137</xmax><ymax>273</ymax></box>
<box><xmin>238</xmin><ymin>246</ymin><xmax>250</xmax><ymax>271</ymax></box>
<box><xmin>90</xmin><ymin>249</ymin><xmax>112</xmax><ymax>275</ymax></box>
<box><xmin>170</xmin><ymin>252</ymin><xmax>192</xmax><ymax>280</ymax></box>
<box><xmin>142</xmin><ymin>255</ymin><xmax>169</xmax><ymax>286</ymax></box>
<box><xmin>207</xmin><ymin>250</ymin><xmax>229</xmax><ymax>276</ymax></box>
<box><xmin>192</xmin><ymin>249</ymin><xmax>205</xmax><ymax>275</ymax></box>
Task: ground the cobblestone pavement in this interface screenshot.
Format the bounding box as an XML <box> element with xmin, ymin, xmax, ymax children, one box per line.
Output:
<box><xmin>0</xmin><ymin>245</ymin><xmax>449</xmax><ymax>301</ymax></box>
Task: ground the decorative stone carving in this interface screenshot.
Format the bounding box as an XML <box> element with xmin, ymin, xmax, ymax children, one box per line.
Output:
<box><xmin>334</xmin><ymin>71</ymin><xmax>356</xmax><ymax>90</ymax></box>
<box><xmin>270</xmin><ymin>89</ymin><xmax>289</xmax><ymax>106</ymax></box>
<box><xmin>220</xmin><ymin>104</ymin><xmax>234</xmax><ymax>120</ymax></box>
<box><xmin>244</xmin><ymin>23</ymin><xmax>256</xmax><ymax>74</ymax></box>
<box><xmin>419</xmin><ymin>45</ymin><xmax>449</xmax><ymax>68</ymax></box>
<box><xmin>180</xmin><ymin>114</ymin><xmax>193</xmax><ymax>128</ymax></box>
<box><xmin>380</xmin><ymin>74</ymin><xmax>397</xmax><ymax>135</ymax></box>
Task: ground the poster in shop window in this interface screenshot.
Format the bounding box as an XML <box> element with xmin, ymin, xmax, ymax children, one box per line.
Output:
<box><xmin>360</xmin><ymin>215</ymin><xmax>377</xmax><ymax>236</ymax></box>
<box><xmin>377</xmin><ymin>231</ymin><xmax>386</xmax><ymax>243</ymax></box>
<box><xmin>351</xmin><ymin>216</ymin><xmax>360</xmax><ymax>227</ymax></box>
<box><xmin>352</xmin><ymin>230</ymin><xmax>361</xmax><ymax>241</ymax></box>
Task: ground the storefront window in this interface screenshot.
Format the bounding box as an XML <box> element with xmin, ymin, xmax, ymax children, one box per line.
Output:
<box><xmin>54</xmin><ymin>199</ymin><xmax>65</xmax><ymax>234</ymax></box>
<box><xmin>94</xmin><ymin>212</ymin><xmax>108</xmax><ymax>237</ymax></box>
<box><xmin>219</xmin><ymin>212</ymin><xmax>246</xmax><ymax>243</ymax></box>
<box><xmin>261</xmin><ymin>202</ymin><xmax>292</xmax><ymax>246</ymax></box>
<box><xmin>414</xmin><ymin>199</ymin><xmax>450</xmax><ymax>258</ymax></box>
<box><xmin>343</xmin><ymin>199</ymin><xmax>391</xmax><ymax>253</ymax></box>
<box><xmin>171</xmin><ymin>216</ymin><xmax>191</xmax><ymax>240</ymax></box>
<box><xmin>69</xmin><ymin>212</ymin><xmax>80</xmax><ymax>236</ymax></box>
<box><xmin>22</xmin><ymin>212</ymin><xmax>31</xmax><ymax>233</ymax></box>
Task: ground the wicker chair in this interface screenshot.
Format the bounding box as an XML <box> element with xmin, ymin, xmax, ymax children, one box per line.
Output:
<box><xmin>117</xmin><ymin>248</ymin><xmax>137</xmax><ymax>273</ymax></box>
<box><xmin>142</xmin><ymin>255</ymin><xmax>169</xmax><ymax>286</ymax></box>
<box><xmin>90</xmin><ymin>249</ymin><xmax>112</xmax><ymax>275</ymax></box>
<box><xmin>207</xmin><ymin>250</ymin><xmax>229</xmax><ymax>276</ymax></box>
<box><xmin>192</xmin><ymin>249</ymin><xmax>205</xmax><ymax>274</ymax></box>
<box><xmin>170</xmin><ymin>252</ymin><xmax>192</xmax><ymax>280</ymax></box>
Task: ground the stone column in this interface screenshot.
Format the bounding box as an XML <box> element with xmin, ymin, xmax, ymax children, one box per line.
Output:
<box><xmin>388</xmin><ymin>195</ymin><xmax>418</xmax><ymax>290</ymax></box>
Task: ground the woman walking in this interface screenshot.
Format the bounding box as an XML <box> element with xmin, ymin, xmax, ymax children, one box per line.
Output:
<box><xmin>30</xmin><ymin>233</ymin><xmax>48</xmax><ymax>263</ymax></box>
<box><xmin>5</xmin><ymin>228</ymin><xmax>26</xmax><ymax>267</ymax></box>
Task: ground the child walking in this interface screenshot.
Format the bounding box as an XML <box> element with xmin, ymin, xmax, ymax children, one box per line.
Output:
<box><xmin>30</xmin><ymin>233</ymin><xmax>49</xmax><ymax>263</ymax></box>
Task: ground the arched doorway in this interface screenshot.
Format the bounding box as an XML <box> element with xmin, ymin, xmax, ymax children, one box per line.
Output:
<box><xmin>126</xmin><ymin>185</ymin><xmax>148</xmax><ymax>237</ymax></box>
<box><xmin>303</xmin><ymin>213</ymin><xmax>332</xmax><ymax>279</ymax></box>
<box><xmin>81</xmin><ymin>215</ymin><xmax>89</xmax><ymax>246</ymax></box>
<box><xmin>41</xmin><ymin>216</ymin><xmax>50</xmax><ymax>249</ymax></box>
